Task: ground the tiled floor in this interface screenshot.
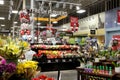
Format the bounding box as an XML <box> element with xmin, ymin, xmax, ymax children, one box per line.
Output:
<box><xmin>39</xmin><ymin>70</ymin><xmax>77</xmax><ymax>80</ymax></box>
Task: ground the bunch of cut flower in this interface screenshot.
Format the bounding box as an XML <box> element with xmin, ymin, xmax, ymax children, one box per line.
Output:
<box><xmin>16</xmin><ymin>60</ymin><xmax>38</xmax><ymax>80</ymax></box>
<box><xmin>0</xmin><ymin>60</ymin><xmax>16</xmax><ymax>80</ymax></box>
<box><xmin>0</xmin><ymin>37</ymin><xmax>30</xmax><ymax>60</ymax></box>
<box><xmin>32</xmin><ymin>74</ymin><xmax>55</xmax><ymax>80</ymax></box>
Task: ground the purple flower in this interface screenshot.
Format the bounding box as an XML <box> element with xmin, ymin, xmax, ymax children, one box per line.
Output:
<box><xmin>0</xmin><ymin>62</ymin><xmax>16</xmax><ymax>75</ymax></box>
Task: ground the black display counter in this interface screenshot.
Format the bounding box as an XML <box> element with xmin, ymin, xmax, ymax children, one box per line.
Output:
<box><xmin>33</xmin><ymin>57</ymin><xmax>80</xmax><ymax>80</ymax></box>
<box><xmin>38</xmin><ymin>57</ymin><xmax>80</xmax><ymax>72</ymax></box>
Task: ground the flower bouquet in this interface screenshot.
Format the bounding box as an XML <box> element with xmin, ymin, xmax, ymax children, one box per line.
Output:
<box><xmin>16</xmin><ymin>61</ymin><xmax>38</xmax><ymax>80</ymax></box>
<box><xmin>0</xmin><ymin>37</ymin><xmax>30</xmax><ymax>64</ymax></box>
<box><xmin>0</xmin><ymin>57</ymin><xmax>16</xmax><ymax>80</ymax></box>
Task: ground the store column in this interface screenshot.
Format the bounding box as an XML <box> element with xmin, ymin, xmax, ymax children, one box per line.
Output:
<box><xmin>30</xmin><ymin>0</ymin><xmax>35</xmax><ymax>43</ymax></box>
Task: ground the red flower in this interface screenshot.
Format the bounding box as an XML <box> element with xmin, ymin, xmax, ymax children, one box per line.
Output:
<box><xmin>45</xmin><ymin>77</ymin><xmax>55</xmax><ymax>80</ymax></box>
<box><xmin>32</xmin><ymin>78</ymin><xmax>39</xmax><ymax>80</ymax></box>
<box><xmin>38</xmin><ymin>75</ymin><xmax>47</xmax><ymax>79</ymax></box>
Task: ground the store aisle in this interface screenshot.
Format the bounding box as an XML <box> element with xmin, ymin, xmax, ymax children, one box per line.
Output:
<box><xmin>39</xmin><ymin>70</ymin><xmax>77</xmax><ymax>80</ymax></box>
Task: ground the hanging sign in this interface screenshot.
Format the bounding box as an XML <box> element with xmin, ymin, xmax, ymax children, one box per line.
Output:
<box><xmin>112</xmin><ymin>35</ymin><xmax>120</xmax><ymax>50</ymax></box>
<box><xmin>117</xmin><ymin>10</ymin><xmax>120</xmax><ymax>24</ymax></box>
<box><xmin>19</xmin><ymin>9</ymin><xmax>30</xmax><ymax>23</ymax></box>
<box><xmin>70</xmin><ymin>16</ymin><xmax>79</xmax><ymax>27</ymax></box>
<box><xmin>70</xmin><ymin>17</ymin><xmax>79</xmax><ymax>32</ymax></box>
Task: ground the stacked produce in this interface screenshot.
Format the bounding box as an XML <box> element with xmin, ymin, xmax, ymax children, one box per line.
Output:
<box><xmin>31</xmin><ymin>44</ymin><xmax>78</xmax><ymax>50</ymax></box>
<box><xmin>32</xmin><ymin>74</ymin><xmax>55</xmax><ymax>80</ymax></box>
<box><xmin>32</xmin><ymin>44</ymin><xmax>80</xmax><ymax>59</ymax></box>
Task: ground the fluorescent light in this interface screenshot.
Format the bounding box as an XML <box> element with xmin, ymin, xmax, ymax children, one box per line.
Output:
<box><xmin>12</xmin><ymin>10</ymin><xmax>18</xmax><ymax>14</ymax></box>
<box><xmin>50</xmin><ymin>14</ymin><xmax>58</xmax><ymax>17</ymax></box>
<box><xmin>14</xmin><ymin>21</ymin><xmax>18</xmax><ymax>24</ymax></box>
<box><xmin>1</xmin><ymin>24</ymin><xmax>5</xmax><ymax>26</ymax></box>
<box><xmin>0</xmin><ymin>17</ymin><xmax>5</xmax><ymax>20</ymax></box>
<box><xmin>77</xmin><ymin>9</ymin><xmax>86</xmax><ymax>13</ymax></box>
<box><xmin>0</xmin><ymin>0</ymin><xmax>4</xmax><ymax>5</ymax></box>
<box><xmin>37</xmin><ymin>23</ymin><xmax>41</xmax><ymax>25</ymax></box>
<box><xmin>76</xmin><ymin>6</ymin><xmax>80</xmax><ymax>10</ymax></box>
<box><xmin>53</xmin><ymin>21</ymin><xmax>58</xmax><ymax>24</ymax></box>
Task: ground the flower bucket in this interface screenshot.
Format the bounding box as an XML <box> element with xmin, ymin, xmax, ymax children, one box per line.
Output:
<box><xmin>80</xmin><ymin>63</ymin><xmax>85</xmax><ymax>68</ymax></box>
<box><xmin>115</xmin><ymin>67</ymin><xmax>120</xmax><ymax>73</ymax></box>
<box><xmin>95</xmin><ymin>58</ymin><xmax>99</xmax><ymax>62</ymax></box>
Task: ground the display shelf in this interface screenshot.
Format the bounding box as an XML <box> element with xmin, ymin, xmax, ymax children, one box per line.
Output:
<box><xmin>76</xmin><ymin>67</ymin><xmax>116</xmax><ymax>80</ymax></box>
<box><xmin>31</xmin><ymin>43</ymin><xmax>81</xmax><ymax>80</ymax></box>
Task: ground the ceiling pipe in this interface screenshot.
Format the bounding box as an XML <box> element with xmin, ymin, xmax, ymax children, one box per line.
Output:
<box><xmin>35</xmin><ymin>0</ymin><xmax>81</xmax><ymax>6</ymax></box>
<box><xmin>12</xmin><ymin>0</ymin><xmax>23</xmax><ymax>25</ymax></box>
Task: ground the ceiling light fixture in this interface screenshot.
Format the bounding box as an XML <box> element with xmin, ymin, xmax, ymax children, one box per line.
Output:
<box><xmin>76</xmin><ymin>6</ymin><xmax>80</xmax><ymax>10</ymax></box>
<box><xmin>50</xmin><ymin>14</ymin><xmax>58</xmax><ymax>17</ymax></box>
<box><xmin>12</xmin><ymin>10</ymin><xmax>18</xmax><ymax>14</ymax></box>
<box><xmin>77</xmin><ymin>9</ymin><xmax>86</xmax><ymax>13</ymax></box>
<box><xmin>14</xmin><ymin>21</ymin><xmax>18</xmax><ymax>24</ymax></box>
<box><xmin>0</xmin><ymin>0</ymin><xmax>4</xmax><ymax>5</ymax></box>
<box><xmin>53</xmin><ymin>21</ymin><xmax>58</xmax><ymax>24</ymax></box>
<box><xmin>37</xmin><ymin>23</ymin><xmax>41</xmax><ymax>25</ymax></box>
<box><xmin>1</xmin><ymin>24</ymin><xmax>5</xmax><ymax>26</ymax></box>
<box><xmin>0</xmin><ymin>17</ymin><xmax>5</xmax><ymax>20</ymax></box>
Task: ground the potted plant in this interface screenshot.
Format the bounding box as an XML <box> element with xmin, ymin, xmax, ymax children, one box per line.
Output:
<box><xmin>78</xmin><ymin>57</ymin><xmax>86</xmax><ymax>68</ymax></box>
<box><xmin>94</xmin><ymin>53</ymin><xmax>100</xmax><ymax>62</ymax></box>
<box><xmin>109</xmin><ymin>51</ymin><xmax>117</xmax><ymax>60</ymax></box>
<box><xmin>98</xmin><ymin>50</ymin><xmax>108</xmax><ymax>61</ymax></box>
<box><xmin>112</xmin><ymin>62</ymin><xmax>120</xmax><ymax>73</ymax></box>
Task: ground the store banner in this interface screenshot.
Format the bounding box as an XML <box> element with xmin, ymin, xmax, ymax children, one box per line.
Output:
<box><xmin>70</xmin><ymin>16</ymin><xmax>79</xmax><ymax>27</ymax></box>
<box><xmin>117</xmin><ymin>10</ymin><xmax>120</xmax><ymax>24</ymax></box>
<box><xmin>112</xmin><ymin>35</ymin><xmax>120</xmax><ymax>50</ymax></box>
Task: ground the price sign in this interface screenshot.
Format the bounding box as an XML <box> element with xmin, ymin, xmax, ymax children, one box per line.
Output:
<box><xmin>62</xmin><ymin>59</ymin><xmax>66</xmax><ymax>62</ymax></box>
<box><xmin>48</xmin><ymin>60</ymin><xmax>51</xmax><ymax>63</ymax></box>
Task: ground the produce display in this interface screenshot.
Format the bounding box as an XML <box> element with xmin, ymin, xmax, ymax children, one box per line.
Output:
<box><xmin>31</xmin><ymin>44</ymin><xmax>79</xmax><ymax>50</ymax></box>
<box><xmin>31</xmin><ymin>44</ymin><xmax>80</xmax><ymax>59</ymax></box>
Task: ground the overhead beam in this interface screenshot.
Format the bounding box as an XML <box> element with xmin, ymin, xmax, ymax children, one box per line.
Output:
<box><xmin>34</xmin><ymin>15</ymin><xmax>67</xmax><ymax>22</ymax></box>
<box><xmin>35</xmin><ymin>0</ymin><xmax>81</xmax><ymax>6</ymax></box>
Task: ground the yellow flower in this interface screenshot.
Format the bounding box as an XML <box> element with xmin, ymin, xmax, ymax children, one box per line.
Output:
<box><xmin>0</xmin><ymin>37</ymin><xmax>30</xmax><ymax>59</ymax></box>
<box><xmin>16</xmin><ymin>61</ymin><xmax>38</xmax><ymax>74</ymax></box>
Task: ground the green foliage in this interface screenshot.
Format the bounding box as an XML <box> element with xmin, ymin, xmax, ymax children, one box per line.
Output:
<box><xmin>79</xmin><ymin>38</ymin><xmax>86</xmax><ymax>46</ymax></box>
<box><xmin>68</xmin><ymin>38</ymin><xmax>76</xmax><ymax>44</ymax></box>
<box><xmin>112</xmin><ymin>62</ymin><xmax>120</xmax><ymax>67</ymax></box>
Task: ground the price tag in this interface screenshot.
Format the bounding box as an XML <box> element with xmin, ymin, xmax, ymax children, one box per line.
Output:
<box><xmin>48</xmin><ymin>60</ymin><xmax>51</xmax><ymax>63</ymax></box>
<box><xmin>69</xmin><ymin>59</ymin><xmax>72</xmax><ymax>62</ymax></box>
<box><xmin>55</xmin><ymin>59</ymin><xmax>58</xmax><ymax>62</ymax></box>
<box><xmin>62</xmin><ymin>59</ymin><xmax>66</xmax><ymax>62</ymax></box>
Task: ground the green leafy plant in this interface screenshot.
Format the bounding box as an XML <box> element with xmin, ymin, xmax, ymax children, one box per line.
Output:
<box><xmin>112</xmin><ymin>62</ymin><xmax>120</xmax><ymax>67</ymax></box>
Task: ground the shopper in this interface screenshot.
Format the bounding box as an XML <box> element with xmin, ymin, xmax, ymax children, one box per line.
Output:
<box><xmin>24</xmin><ymin>48</ymin><xmax>36</xmax><ymax>61</ymax></box>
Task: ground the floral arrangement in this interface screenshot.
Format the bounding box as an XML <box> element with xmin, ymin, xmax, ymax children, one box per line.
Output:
<box><xmin>0</xmin><ymin>37</ymin><xmax>30</xmax><ymax>60</ymax></box>
<box><xmin>16</xmin><ymin>61</ymin><xmax>38</xmax><ymax>79</ymax></box>
<box><xmin>0</xmin><ymin>56</ymin><xmax>16</xmax><ymax>80</ymax></box>
<box><xmin>32</xmin><ymin>74</ymin><xmax>55</xmax><ymax>80</ymax></box>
